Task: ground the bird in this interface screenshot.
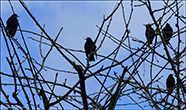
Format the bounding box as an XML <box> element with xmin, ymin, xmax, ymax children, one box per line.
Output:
<box><xmin>84</xmin><ymin>37</ymin><xmax>96</xmax><ymax>61</ymax></box>
<box><xmin>166</xmin><ymin>74</ymin><xmax>175</xmax><ymax>94</ymax></box>
<box><xmin>6</xmin><ymin>14</ymin><xmax>19</xmax><ymax>37</ymax></box>
<box><xmin>144</xmin><ymin>24</ymin><xmax>155</xmax><ymax>45</ymax></box>
<box><xmin>162</xmin><ymin>23</ymin><xmax>173</xmax><ymax>44</ymax></box>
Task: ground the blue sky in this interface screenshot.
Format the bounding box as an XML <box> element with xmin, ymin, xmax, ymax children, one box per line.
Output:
<box><xmin>1</xmin><ymin>1</ymin><xmax>186</xmax><ymax>109</ymax></box>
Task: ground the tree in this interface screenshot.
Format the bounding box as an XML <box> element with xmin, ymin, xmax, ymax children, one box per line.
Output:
<box><xmin>0</xmin><ymin>0</ymin><xmax>186</xmax><ymax>109</ymax></box>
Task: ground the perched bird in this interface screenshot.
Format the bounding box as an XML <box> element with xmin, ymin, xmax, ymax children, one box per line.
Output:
<box><xmin>162</xmin><ymin>23</ymin><xmax>173</xmax><ymax>44</ymax></box>
<box><xmin>144</xmin><ymin>24</ymin><xmax>155</xmax><ymax>44</ymax></box>
<box><xmin>6</xmin><ymin>14</ymin><xmax>19</xmax><ymax>37</ymax></box>
<box><xmin>84</xmin><ymin>37</ymin><xmax>96</xmax><ymax>61</ymax></box>
<box><xmin>166</xmin><ymin>74</ymin><xmax>175</xmax><ymax>94</ymax></box>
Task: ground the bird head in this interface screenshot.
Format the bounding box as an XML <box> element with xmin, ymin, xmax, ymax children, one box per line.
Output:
<box><xmin>12</xmin><ymin>14</ymin><xmax>19</xmax><ymax>18</ymax></box>
<box><xmin>169</xmin><ymin>74</ymin><xmax>174</xmax><ymax>77</ymax></box>
<box><xmin>85</xmin><ymin>37</ymin><xmax>92</xmax><ymax>41</ymax></box>
<box><xmin>166</xmin><ymin>23</ymin><xmax>170</xmax><ymax>27</ymax></box>
<box><xmin>144</xmin><ymin>24</ymin><xmax>151</xmax><ymax>28</ymax></box>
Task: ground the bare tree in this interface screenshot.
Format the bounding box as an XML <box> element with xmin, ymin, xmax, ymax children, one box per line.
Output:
<box><xmin>0</xmin><ymin>0</ymin><xmax>186</xmax><ymax>109</ymax></box>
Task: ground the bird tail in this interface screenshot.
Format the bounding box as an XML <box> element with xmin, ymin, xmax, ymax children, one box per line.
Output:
<box><xmin>89</xmin><ymin>54</ymin><xmax>95</xmax><ymax>61</ymax></box>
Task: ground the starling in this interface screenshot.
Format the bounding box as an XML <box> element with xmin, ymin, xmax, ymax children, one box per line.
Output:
<box><xmin>6</xmin><ymin>14</ymin><xmax>19</xmax><ymax>37</ymax></box>
<box><xmin>162</xmin><ymin>23</ymin><xmax>173</xmax><ymax>44</ymax></box>
<box><xmin>84</xmin><ymin>37</ymin><xmax>96</xmax><ymax>61</ymax></box>
<box><xmin>166</xmin><ymin>74</ymin><xmax>175</xmax><ymax>94</ymax></box>
<box><xmin>144</xmin><ymin>24</ymin><xmax>155</xmax><ymax>44</ymax></box>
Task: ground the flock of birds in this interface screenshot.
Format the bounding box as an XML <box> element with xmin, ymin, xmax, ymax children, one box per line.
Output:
<box><xmin>6</xmin><ymin>13</ymin><xmax>175</xmax><ymax>94</ymax></box>
<box><xmin>144</xmin><ymin>23</ymin><xmax>174</xmax><ymax>94</ymax></box>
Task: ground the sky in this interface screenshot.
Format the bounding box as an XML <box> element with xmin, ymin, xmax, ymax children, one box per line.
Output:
<box><xmin>1</xmin><ymin>1</ymin><xmax>186</xmax><ymax>109</ymax></box>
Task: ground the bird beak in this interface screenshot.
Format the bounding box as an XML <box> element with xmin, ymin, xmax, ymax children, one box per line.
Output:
<box><xmin>143</xmin><ymin>24</ymin><xmax>147</xmax><ymax>26</ymax></box>
<box><xmin>84</xmin><ymin>38</ymin><xmax>87</xmax><ymax>40</ymax></box>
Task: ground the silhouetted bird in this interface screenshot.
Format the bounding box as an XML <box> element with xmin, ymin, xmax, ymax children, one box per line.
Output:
<box><xmin>6</xmin><ymin>14</ymin><xmax>19</xmax><ymax>37</ymax></box>
<box><xmin>84</xmin><ymin>37</ymin><xmax>96</xmax><ymax>61</ymax></box>
<box><xmin>162</xmin><ymin>23</ymin><xmax>173</xmax><ymax>44</ymax></box>
<box><xmin>144</xmin><ymin>24</ymin><xmax>155</xmax><ymax>44</ymax></box>
<box><xmin>166</xmin><ymin>74</ymin><xmax>175</xmax><ymax>94</ymax></box>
